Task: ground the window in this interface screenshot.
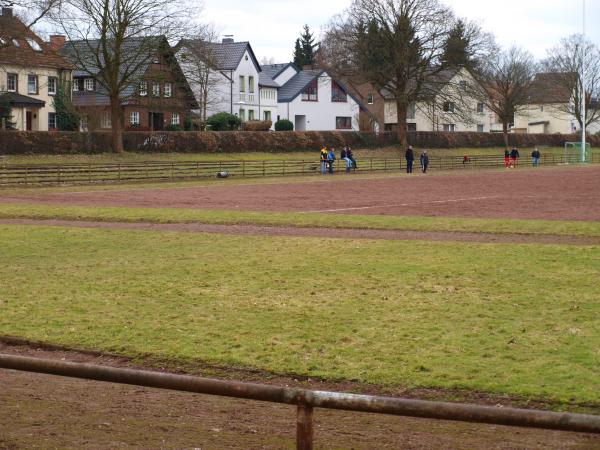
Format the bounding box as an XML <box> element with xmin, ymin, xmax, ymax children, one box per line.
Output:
<box><xmin>26</xmin><ymin>38</ymin><xmax>42</xmax><ymax>51</ymax></box>
<box><xmin>443</xmin><ymin>101</ymin><xmax>455</xmax><ymax>113</ymax></box>
<box><xmin>476</xmin><ymin>102</ymin><xmax>484</xmax><ymax>113</ymax></box>
<box><xmin>139</xmin><ymin>81</ymin><xmax>147</xmax><ymax>96</ymax></box>
<box><xmin>164</xmin><ymin>82</ymin><xmax>172</xmax><ymax>98</ymax></box>
<box><xmin>47</xmin><ymin>77</ymin><xmax>57</xmax><ymax>95</ymax></box>
<box><xmin>12</xmin><ymin>39</ymin><xmax>19</xmax><ymax>47</ymax></box>
<box><xmin>171</xmin><ymin>113</ymin><xmax>180</xmax><ymax>125</ymax></box>
<box><xmin>407</xmin><ymin>104</ymin><xmax>416</xmax><ymax>120</ymax></box>
<box><xmin>80</xmin><ymin>115</ymin><xmax>88</xmax><ymax>132</ymax></box>
<box><xmin>264</xmin><ymin>110</ymin><xmax>271</xmax><ymax>121</ymax></box>
<box><xmin>84</xmin><ymin>78</ymin><xmax>94</xmax><ymax>91</ymax></box>
<box><xmin>540</xmin><ymin>105</ymin><xmax>544</xmax><ymax>112</ymax></box>
<box><xmin>48</xmin><ymin>112</ymin><xmax>57</xmax><ymax>129</ymax></box>
<box><xmin>367</xmin><ymin>93</ymin><xmax>374</xmax><ymax>104</ymax></box>
<box><xmin>130</xmin><ymin>111</ymin><xmax>140</xmax><ymax>125</ymax></box>
<box><xmin>101</xmin><ymin>112</ymin><xmax>112</xmax><ymax>129</ymax></box>
<box><xmin>152</xmin><ymin>82</ymin><xmax>160</xmax><ymax>97</ymax></box>
<box><xmin>302</xmin><ymin>78</ymin><xmax>318</xmax><ymax>101</ymax></box>
<box><xmin>27</xmin><ymin>75</ymin><xmax>38</xmax><ymax>94</ymax></box>
<box><xmin>248</xmin><ymin>76</ymin><xmax>254</xmax><ymax>93</ymax></box>
<box><xmin>72</xmin><ymin>79</ymin><xmax>80</xmax><ymax>92</ymax></box>
<box><xmin>443</xmin><ymin>124</ymin><xmax>456</xmax><ymax>132</ymax></box>
<box><xmin>239</xmin><ymin>75</ymin><xmax>245</xmax><ymax>92</ymax></box>
<box><xmin>248</xmin><ymin>110</ymin><xmax>254</xmax><ymax>121</ymax></box>
<box><xmin>336</xmin><ymin>116</ymin><xmax>352</xmax><ymax>130</ymax></box>
<box><xmin>239</xmin><ymin>108</ymin><xmax>245</xmax><ymax>121</ymax></box>
<box><xmin>7</xmin><ymin>73</ymin><xmax>17</xmax><ymax>92</ymax></box>
<box><xmin>407</xmin><ymin>123</ymin><xmax>417</xmax><ymax>132</ymax></box>
<box><xmin>477</xmin><ymin>124</ymin><xmax>484</xmax><ymax>133</ymax></box>
<box><xmin>331</xmin><ymin>80</ymin><xmax>347</xmax><ymax>102</ymax></box>
<box><xmin>459</xmin><ymin>80</ymin><xmax>467</xmax><ymax>91</ymax></box>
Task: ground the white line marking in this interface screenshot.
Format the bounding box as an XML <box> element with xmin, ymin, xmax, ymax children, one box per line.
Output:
<box><xmin>303</xmin><ymin>196</ymin><xmax>502</xmax><ymax>213</ymax></box>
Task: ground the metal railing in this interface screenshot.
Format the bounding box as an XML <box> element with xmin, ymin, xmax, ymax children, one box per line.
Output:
<box><xmin>0</xmin><ymin>153</ymin><xmax>597</xmax><ymax>186</ymax></box>
<box><xmin>1</xmin><ymin>354</ymin><xmax>599</xmax><ymax>449</ymax></box>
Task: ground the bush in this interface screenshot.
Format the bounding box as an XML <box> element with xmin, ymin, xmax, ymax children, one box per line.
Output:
<box><xmin>274</xmin><ymin>119</ymin><xmax>294</xmax><ymax>131</ymax></box>
<box><xmin>165</xmin><ymin>124</ymin><xmax>182</xmax><ymax>131</ymax></box>
<box><xmin>243</xmin><ymin>120</ymin><xmax>272</xmax><ymax>131</ymax></box>
<box><xmin>206</xmin><ymin>112</ymin><xmax>241</xmax><ymax>131</ymax></box>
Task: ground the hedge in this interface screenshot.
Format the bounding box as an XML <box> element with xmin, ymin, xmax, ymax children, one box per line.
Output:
<box><xmin>0</xmin><ymin>131</ymin><xmax>597</xmax><ymax>155</ymax></box>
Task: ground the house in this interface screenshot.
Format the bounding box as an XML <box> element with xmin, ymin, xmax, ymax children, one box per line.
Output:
<box><xmin>0</xmin><ymin>8</ymin><xmax>72</xmax><ymax>131</ymax></box>
<box><xmin>176</xmin><ymin>38</ymin><xmax>277</xmax><ymax>124</ymax></box>
<box><xmin>60</xmin><ymin>36</ymin><xmax>196</xmax><ymax>131</ymax></box>
<box><xmin>382</xmin><ymin>68</ymin><xmax>492</xmax><ymax>133</ymax></box>
<box><xmin>261</xmin><ymin>63</ymin><xmax>362</xmax><ymax>131</ymax></box>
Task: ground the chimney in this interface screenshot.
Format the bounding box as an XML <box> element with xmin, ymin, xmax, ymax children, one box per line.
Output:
<box><xmin>1</xmin><ymin>8</ymin><xmax>13</xmax><ymax>17</ymax></box>
<box><xmin>222</xmin><ymin>35</ymin><xmax>234</xmax><ymax>44</ymax></box>
<box><xmin>49</xmin><ymin>35</ymin><xmax>66</xmax><ymax>51</ymax></box>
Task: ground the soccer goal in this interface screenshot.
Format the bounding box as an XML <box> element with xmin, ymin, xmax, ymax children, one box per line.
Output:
<box><xmin>564</xmin><ymin>142</ymin><xmax>592</xmax><ymax>164</ymax></box>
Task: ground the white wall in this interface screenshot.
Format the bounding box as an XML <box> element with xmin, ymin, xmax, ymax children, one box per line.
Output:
<box><xmin>514</xmin><ymin>104</ymin><xmax>574</xmax><ymax>134</ymax></box>
<box><xmin>277</xmin><ymin>74</ymin><xmax>360</xmax><ymax>131</ymax></box>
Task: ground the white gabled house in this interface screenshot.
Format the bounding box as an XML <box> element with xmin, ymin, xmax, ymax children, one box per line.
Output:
<box><xmin>261</xmin><ymin>63</ymin><xmax>362</xmax><ymax>131</ymax></box>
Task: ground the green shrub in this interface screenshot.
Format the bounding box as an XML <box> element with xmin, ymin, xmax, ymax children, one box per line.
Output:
<box><xmin>52</xmin><ymin>84</ymin><xmax>80</xmax><ymax>131</ymax></box>
<box><xmin>274</xmin><ymin>119</ymin><xmax>294</xmax><ymax>131</ymax></box>
<box><xmin>165</xmin><ymin>124</ymin><xmax>182</xmax><ymax>131</ymax></box>
<box><xmin>206</xmin><ymin>112</ymin><xmax>242</xmax><ymax>131</ymax></box>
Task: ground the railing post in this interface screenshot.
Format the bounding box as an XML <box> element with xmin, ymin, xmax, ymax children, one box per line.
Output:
<box><xmin>370</xmin><ymin>158</ymin><xmax>373</xmax><ymax>171</ymax></box>
<box><xmin>242</xmin><ymin>160</ymin><xmax>246</xmax><ymax>178</ymax></box>
<box><xmin>196</xmin><ymin>162</ymin><xmax>199</xmax><ymax>178</ymax></box>
<box><xmin>296</xmin><ymin>403</ymin><xmax>314</xmax><ymax>450</ymax></box>
<box><xmin>263</xmin><ymin>160</ymin><xmax>266</xmax><ymax>177</ymax></box>
<box><xmin>88</xmin><ymin>164</ymin><xmax>92</xmax><ymax>184</ymax></box>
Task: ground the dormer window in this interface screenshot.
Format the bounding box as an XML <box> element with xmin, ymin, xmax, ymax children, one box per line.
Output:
<box><xmin>139</xmin><ymin>81</ymin><xmax>147</xmax><ymax>96</ymax></box>
<box><xmin>84</xmin><ymin>78</ymin><xmax>95</xmax><ymax>91</ymax></box>
<box><xmin>152</xmin><ymin>82</ymin><xmax>160</xmax><ymax>96</ymax></box>
<box><xmin>26</xmin><ymin>38</ymin><xmax>42</xmax><ymax>51</ymax></box>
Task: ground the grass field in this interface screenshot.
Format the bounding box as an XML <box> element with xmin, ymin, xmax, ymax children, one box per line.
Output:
<box><xmin>0</xmin><ymin>146</ymin><xmax>570</xmax><ymax>165</ymax></box>
<box><xmin>1</xmin><ymin>225</ymin><xmax>599</xmax><ymax>407</ymax></box>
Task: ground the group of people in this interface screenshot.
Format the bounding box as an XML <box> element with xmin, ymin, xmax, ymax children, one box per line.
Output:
<box><xmin>320</xmin><ymin>146</ymin><xmax>357</xmax><ymax>174</ymax></box>
<box><xmin>504</xmin><ymin>147</ymin><xmax>542</xmax><ymax>168</ymax></box>
<box><xmin>405</xmin><ymin>145</ymin><xmax>430</xmax><ymax>173</ymax></box>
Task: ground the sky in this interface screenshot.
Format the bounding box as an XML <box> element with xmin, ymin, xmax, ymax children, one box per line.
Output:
<box><xmin>202</xmin><ymin>0</ymin><xmax>600</xmax><ymax>63</ymax></box>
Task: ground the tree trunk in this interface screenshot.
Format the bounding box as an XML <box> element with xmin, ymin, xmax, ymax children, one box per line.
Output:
<box><xmin>110</xmin><ymin>96</ymin><xmax>124</xmax><ymax>153</ymax></box>
<box><xmin>396</xmin><ymin>98</ymin><xmax>408</xmax><ymax>150</ymax></box>
<box><xmin>502</xmin><ymin>121</ymin><xmax>509</xmax><ymax>150</ymax></box>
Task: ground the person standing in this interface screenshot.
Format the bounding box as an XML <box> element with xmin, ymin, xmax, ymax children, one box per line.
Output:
<box><xmin>327</xmin><ymin>147</ymin><xmax>336</xmax><ymax>174</ymax></box>
<box><xmin>320</xmin><ymin>147</ymin><xmax>328</xmax><ymax>174</ymax></box>
<box><xmin>510</xmin><ymin>146</ymin><xmax>520</xmax><ymax>168</ymax></box>
<box><xmin>504</xmin><ymin>149</ymin><xmax>511</xmax><ymax>168</ymax></box>
<box><xmin>420</xmin><ymin>150</ymin><xmax>429</xmax><ymax>173</ymax></box>
<box><xmin>531</xmin><ymin>148</ymin><xmax>541</xmax><ymax>167</ymax></box>
<box><xmin>405</xmin><ymin>145</ymin><xmax>415</xmax><ymax>173</ymax></box>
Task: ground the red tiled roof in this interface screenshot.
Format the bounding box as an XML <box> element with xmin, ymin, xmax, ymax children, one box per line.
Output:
<box><xmin>0</xmin><ymin>13</ymin><xmax>72</xmax><ymax>70</ymax></box>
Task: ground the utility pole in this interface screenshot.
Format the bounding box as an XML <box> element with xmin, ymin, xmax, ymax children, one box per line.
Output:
<box><xmin>582</xmin><ymin>0</ymin><xmax>587</xmax><ymax>162</ymax></box>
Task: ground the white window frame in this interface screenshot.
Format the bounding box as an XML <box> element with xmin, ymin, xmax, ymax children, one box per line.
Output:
<box><xmin>477</xmin><ymin>103</ymin><xmax>484</xmax><ymax>113</ymax></box>
<box><xmin>139</xmin><ymin>81</ymin><xmax>147</xmax><ymax>97</ymax></box>
<box><xmin>164</xmin><ymin>82</ymin><xmax>172</xmax><ymax>98</ymax></box>
<box><xmin>47</xmin><ymin>77</ymin><xmax>57</xmax><ymax>96</ymax></box>
<box><xmin>27</xmin><ymin>75</ymin><xmax>38</xmax><ymax>94</ymax></box>
<box><xmin>443</xmin><ymin>123</ymin><xmax>456</xmax><ymax>132</ymax></box>
<box><xmin>171</xmin><ymin>113</ymin><xmax>180</xmax><ymax>125</ymax></box>
<box><xmin>152</xmin><ymin>82</ymin><xmax>160</xmax><ymax>97</ymax></box>
<box><xmin>264</xmin><ymin>110</ymin><xmax>271</xmax><ymax>121</ymax></box>
<box><xmin>248</xmin><ymin>109</ymin><xmax>254</xmax><ymax>121</ymax></box>
<box><xmin>130</xmin><ymin>111</ymin><xmax>140</xmax><ymax>125</ymax></box>
<box><xmin>239</xmin><ymin>75</ymin><xmax>245</xmax><ymax>93</ymax></box>
<box><xmin>101</xmin><ymin>112</ymin><xmax>112</xmax><ymax>129</ymax></box>
<box><xmin>84</xmin><ymin>78</ymin><xmax>94</xmax><ymax>91</ymax></box>
<box><xmin>26</xmin><ymin>38</ymin><xmax>42</xmax><ymax>51</ymax></box>
<box><xmin>7</xmin><ymin>73</ymin><xmax>17</xmax><ymax>92</ymax></box>
<box><xmin>248</xmin><ymin>76</ymin><xmax>254</xmax><ymax>94</ymax></box>
<box><xmin>48</xmin><ymin>112</ymin><xmax>57</xmax><ymax>129</ymax></box>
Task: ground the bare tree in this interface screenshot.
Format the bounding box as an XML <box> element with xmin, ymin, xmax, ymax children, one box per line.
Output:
<box><xmin>176</xmin><ymin>27</ymin><xmax>223</xmax><ymax>126</ymax></box>
<box><xmin>1</xmin><ymin>0</ymin><xmax>62</xmax><ymax>28</ymax></box>
<box><xmin>469</xmin><ymin>46</ymin><xmax>537</xmax><ymax>148</ymax></box>
<box><xmin>542</xmin><ymin>34</ymin><xmax>600</xmax><ymax>134</ymax></box>
<box><xmin>52</xmin><ymin>0</ymin><xmax>198</xmax><ymax>152</ymax></box>
<box><xmin>322</xmin><ymin>0</ymin><xmax>492</xmax><ymax>148</ymax></box>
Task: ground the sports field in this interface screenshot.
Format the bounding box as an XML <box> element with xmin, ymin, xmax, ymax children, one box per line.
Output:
<box><xmin>1</xmin><ymin>164</ymin><xmax>599</xmax><ymax>448</ymax></box>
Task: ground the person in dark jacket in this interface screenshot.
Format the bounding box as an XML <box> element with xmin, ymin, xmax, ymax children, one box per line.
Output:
<box><xmin>405</xmin><ymin>146</ymin><xmax>415</xmax><ymax>173</ymax></box>
<box><xmin>510</xmin><ymin>147</ymin><xmax>520</xmax><ymax>168</ymax></box>
<box><xmin>420</xmin><ymin>151</ymin><xmax>429</xmax><ymax>173</ymax></box>
<box><xmin>347</xmin><ymin>147</ymin><xmax>357</xmax><ymax>170</ymax></box>
<box><xmin>531</xmin><ymin>148</ymin><xmax>541</xmax><ymax>167</ymax></box>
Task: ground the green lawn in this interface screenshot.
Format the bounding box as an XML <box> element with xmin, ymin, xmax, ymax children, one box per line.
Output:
<box><xmin>2</xmin><ymin>203</ymin><xmax>600</xmax><ymax>237</ymax></box>
<box><xmin>0</xmin><ymin>146</ymin><xmax>571</xmax><ymax>165</ymax></box>
<box><xmin>1</xmin><ymin>225</ymin><xmax>599</xmax><ymax>407</ymax></box>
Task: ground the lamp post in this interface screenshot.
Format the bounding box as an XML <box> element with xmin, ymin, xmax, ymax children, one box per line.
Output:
<box><xmin>581</xmin><ymin>0</ymin><xmax>587</xmax><ymax>162</ymax></box>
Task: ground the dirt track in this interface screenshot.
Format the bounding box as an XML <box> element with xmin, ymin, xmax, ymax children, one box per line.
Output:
<box><xmin>2</xmin><ymin>166</ymin><xmax>600</xmax><ymax>221</ymax></box>
<box><xmin>2</xmin><ymin>218</ymin><xmax>600</xmax><ymax>245</ymax></box>
<box><xmin>2</xmin><ymin>343</ymin><xmax>600</xmax><ymax>450</ymax></box>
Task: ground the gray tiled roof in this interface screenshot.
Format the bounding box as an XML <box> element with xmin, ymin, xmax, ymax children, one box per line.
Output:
<box><xmin>181</xmin><ymin>40</ymin><xmax>260</xmax><ymax>72</ymax></box>
<box><xmin>278</xmin><ymin>69</ymin><xmax>324</xmax><ymax>102</ymax></box>
<box><xmin>258</xmin><ymin>72</ymin><xmax>279</xmax><ymax>88</ymax></box>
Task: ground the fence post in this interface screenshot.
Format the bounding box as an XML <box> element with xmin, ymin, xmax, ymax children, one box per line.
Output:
<box><xmin>296</xmin><ymin>403</ymin><xmax>313</xmax><ymax>450</ymax></box>
<box><xmin>242</xmin><ymin>160</ymin><xmax>246</xmax><ymax>178</ymax></box>
<box><xmin>118</xmin><ymin>164</ymin><xmax>121</xmax><ymax>181</ymax></box>
<box><xmin>196</xmin><ymin>162</ymin><xmax>199</xmax><ymax>178</ymax></box>
<box><xmin>171</xmin><ymin>162</ymin><xmax>174</xmax><ymax>179</ymax></box>
<box><xmin>57</xmin><ymin>165</ymin><xmax>61</xmax><ymax>184</ymax></box>
<box><xmin>370</xmin><ymin>158</ymin><xmax>373</xmax><ymax>171</ymax></box>
<box><xmin>283</xmin><ymin>160</ymin><xmax>286</xmax><ymax>176</ymax></box>
<box><xmin>145</xmin><ymin>162</ymin><xmax>149</xmax><ymax>179</ymax></box>
<box><xmin>263</xmin><ymin>160</ymin><xmax>266</xmax><ymax>177</ymax></box>
<box><xmin>384</xmin><ymin>159</ymin><xmax>387</xmax><ymax>171</ymax></box>
<box><xmin>88</xmin><ymin>164</ymin><xmax>92</xmax><ymax>184</ymax></box>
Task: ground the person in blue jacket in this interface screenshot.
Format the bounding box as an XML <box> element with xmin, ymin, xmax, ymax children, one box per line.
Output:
<box><xmin>327</xmin><ymin>148</ymin><xmax>336</xmax><ymax>174</ymax></box>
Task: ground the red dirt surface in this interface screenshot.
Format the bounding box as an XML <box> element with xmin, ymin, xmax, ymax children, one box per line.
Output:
<box><xmin>2</xmin><ymin>166</ymin><xmax>600</xmax><ymax>221</ymax></box>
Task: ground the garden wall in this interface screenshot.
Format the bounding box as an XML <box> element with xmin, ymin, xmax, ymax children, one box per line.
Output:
<box><xmin>0</xmin><ymin>130</ymin><xmax>597</xmax><ymax>155</ymax></box>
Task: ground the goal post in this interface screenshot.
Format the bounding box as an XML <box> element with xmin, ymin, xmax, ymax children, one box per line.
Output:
<box><xmin>564</xmin><ymin>142</ymin><xmax>592</xmax><ymax>164</ymax></box>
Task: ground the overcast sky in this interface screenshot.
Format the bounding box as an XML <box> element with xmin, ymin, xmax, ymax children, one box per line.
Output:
<box><xmin>202</xmin><ymin>0</ymin><xmax>600</xmax><ymax>63</ymax></box>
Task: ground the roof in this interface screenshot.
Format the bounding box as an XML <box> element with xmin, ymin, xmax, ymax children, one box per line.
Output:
<box><xmin>1</xmin><ymin>92</ymin><xmax>45</xmax><ymax>107</ymax></box>
<box><xmin>278</xmin><ymin>69</ymin><xmax>324</xmax><ymax>102</ymax></box>
<box><xmin>529</xmin><ymin>120</ymin><xmax>550</xmax><ymax>126</ymax></box>
<box><xmin>379</xmin><ymin>67</ymin><xmax>462</xmax><ymax>100</ymax></box>
<box><xmin>527</xmin><ymin>72</ymin><xmax>573</xmax><ymax>104</ymax></box>
<box><xmin>179</xmin><ymin>40</ymin><xmax>261</xmax><ymax>73</ymax></box>
<box><xmin>0</xmin><ymin>12</ymin><xmax>72</xmax><ymax>70</ymax></box>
